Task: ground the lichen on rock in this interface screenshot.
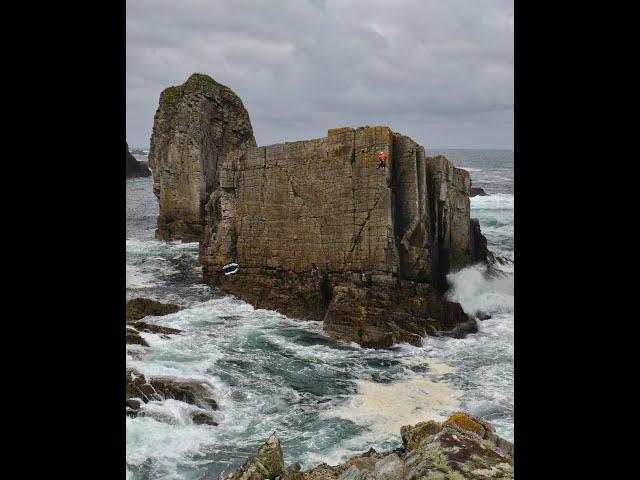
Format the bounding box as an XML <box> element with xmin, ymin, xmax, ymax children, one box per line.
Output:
<box><xmin>221</xmin><ymin>413</ymin><xmax>513</xmax><ymax>480</ymax></box>
<box><xmin>221</xmin><ymin>434</ymin><xmax>285</xmax><ymax>480</ymax></box>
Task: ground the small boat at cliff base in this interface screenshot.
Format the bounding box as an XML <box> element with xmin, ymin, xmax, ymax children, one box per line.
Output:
<box><xmin>222</xmin><ymin>263</ymin><xmax>240</xmax><ymax>275</ymax></box>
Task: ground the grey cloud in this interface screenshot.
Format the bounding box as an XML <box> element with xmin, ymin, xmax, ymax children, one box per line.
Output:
<box><xmin>127</xmin><ymin>0</ymin><xmax>513</xmax><ymax>149</ymax></box>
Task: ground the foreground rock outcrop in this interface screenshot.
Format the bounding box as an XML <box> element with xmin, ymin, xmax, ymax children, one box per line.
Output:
<box><xmin>219</xmin><ymin>412</ymin><xmax>513</xmax><ymax>480</ymax></box>
<box><xmin>200</xmin><ymin>126</ymin><xmax>487</xmax><ymax>347</ymax></box>
<box><xmin>126</xmin><ymin>368</ymin><xmax>219</xmax><ymax>425</ymax></box>
<box><xmin>126</xmin><ymin>298</ymin><xmax>182</xmax><ymax>347</ymax></box>
<box><xmin>148</xmin><ymin>73</ymin><xmax>256</xmax><ymax>241</ymax></box>
<box><xmin>126</xmin><ymin>142</ymin><xmax>151</xmax><ymax>178</ymax></box>
<box><xmin>126</xmin><ymin>297</ymin><xmax>181</xmax><ymax>322</ymax></box>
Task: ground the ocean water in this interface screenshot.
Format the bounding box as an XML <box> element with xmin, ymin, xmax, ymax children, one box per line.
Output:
<box><xmin>126</xmin><ymin>149</ymin><xmax>514</xmax><ymax>480</ymax></box>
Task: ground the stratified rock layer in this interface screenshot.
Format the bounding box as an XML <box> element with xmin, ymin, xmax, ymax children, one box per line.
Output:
<box><xmin>200</xmin><ymin>126</ymin><xmax>487</xmax><ymax>347</ymax></box>
<box><xmin>219</xmin><ymin>413</ymin><xmax>514</xmax><ymax>480</ymax></box>
<box><xmin>148</xmin><ymin>74</ymin><xmax>256</xmax><ymax>241</ymax></box>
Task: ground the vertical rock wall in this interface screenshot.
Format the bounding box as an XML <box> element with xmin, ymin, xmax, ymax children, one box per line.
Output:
<box><xmin>200</xmin><ymin>126</ymin><xmax>487</xmax><ymax>347</ymax></box>
<box><xmin>148</xmin><ymin>74</ymin><xmax>256</xmax><ymax>241</ymax></box>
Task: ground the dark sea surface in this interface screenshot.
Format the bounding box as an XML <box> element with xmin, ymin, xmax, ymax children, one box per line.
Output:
<box><xmin>126</xmin><ymin>149</ymin><xmax>514</xmax><ymax>480</ymax></box>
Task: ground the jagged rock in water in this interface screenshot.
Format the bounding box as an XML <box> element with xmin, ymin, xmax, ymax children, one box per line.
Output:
<box><xmin>486</xmin><ymin>252</ymin><xmax>514</xmax><ymax>279</ymax></box>
<box><xmin>191</xmin><ymin>411</ymin><xmax>219</xmax><ymax>426</ymax></box>
<box><xmin>129</xmin><ymin>321</ymin><xmax>182</xmax><ymax>336</ymax></box>
<box><xmin>148</xmin><ymin>73</ymin><xmax>256</xmax><ymax>241</ymax></box>
<box><xmin>126</xmin><ymin>298</ymin><xmax>181</xmax><ymax>322</ymax></box>
<box><xmin>125</xmin><ymin>321</ymin><xmax>181</xmax><ymax>347</ymax></box>
<box><xmin>470</xmin><ymin>187</ymin><xmax>488</xmax><ymax>197</ymax></box>
<box><xmin>200</xmin><ymin>126</ymin><xmax>487</xmax><ymax>347</ymax></box>
<box><xmin>126</xmin><ymin>328</ymin><xmax>149</xmax><ymax>347</ymax></box>
<box><xmin>223</xmin><ymin>413</ymin><xmax>513</xmax><ymax>480</ymax></box>
<box><xmin>126</xmin><ymin>368</ymin><xmax>218</xmax><ymax>424</ymax></box>
<box><xmin>221</xmin><ymin>434</ymin><xmax>285</xmax><ymax>480</ymax></box>
<box><xmin>475</xmin><ymin>311</ymin><xmax>492</xmax><ymax>321</ymax></box>
<box><xmin>126</xmin><ymin>142</ymin><xmax>151</xmax><ymax>177</ymax></box>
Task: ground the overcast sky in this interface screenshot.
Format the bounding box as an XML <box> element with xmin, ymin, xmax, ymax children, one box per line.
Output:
<box><xmin>127</xmin><ymin>0</ymin><xmax>513</xmax><ymax>150</ymax></box>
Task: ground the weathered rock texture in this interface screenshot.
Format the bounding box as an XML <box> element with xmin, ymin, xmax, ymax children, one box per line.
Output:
<box><xmin>148</xmin><ymin>74</ymin><xmax>256</xmax><ymax>241</ymax></box>
<box><xmin>126</xmin><ymin>298</ymin><xmax>181</xmax><ymax>322</ymax></box>
<box><xmin>126</xmin><ymin>368</ymin><xmax>219</xmax><ymax>425</ymax></box>
<box><xmin>200</xmin><ymin>126</ymin><xmax>487</xmax><ymax>347</ymax></box>
<box><xmin>126</xmin><ymin>142</ymin><xmax>151</xmax><ymax>178</ymax></box>
<box><xmin>219</xmin><ymin>412</ymin><xmax>514</xmax><ymax>480</ymax></box>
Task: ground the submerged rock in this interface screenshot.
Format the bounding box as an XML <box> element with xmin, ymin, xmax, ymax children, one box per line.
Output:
<box><xmin>191</xmin><ymin>411</ymin><xmax>219</xmax><ymax>426</ymax></box>
<box><xmin>222</xmin><ymin>413</ymin><xmax>513</xmax><ymax>480</ymax></box>
<box><xmin>126</xmin><ymin>298</ymin><xmax>181</xmax><ymax>322</ymax></box>
<box><xmin>126</xmin><ymin>328</ymin><xmax>149</xmax><ymax>347</ymax></box>
<box><xmin>130</xmin><ymin>321</ymin><xmax>182</xmax><ymax>336</ymax></box>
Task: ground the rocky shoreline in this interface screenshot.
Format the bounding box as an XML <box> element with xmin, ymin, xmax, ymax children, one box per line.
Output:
<box><xmin>220</xmin><ymin>412</ymin><xmax>513</xmax><ymax>479</ymax></box>
<box><xmin>125</xmin><ymin>298</ymin><xmax>220</xmax><ymax>426</ymax></box>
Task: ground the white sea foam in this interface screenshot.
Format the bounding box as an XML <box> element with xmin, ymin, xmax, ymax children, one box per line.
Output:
<box><xmin>446</xmin><ymin>264</ymin><xmax>514</xmax><ymax>315</ymax></box>
<box><xmin>126</xmin><ymin>264</ymin><xmax>159</xmax><ymax>289</ymax></box>
<box><xmin>308</xmin><ymin>373</ymin><xmax>461</xmax><ymax>466</ymax></box>
<box><xmin>137</xmin><ymin>399</ymin><xmax>221</xmax><ymax>426</ymax></box>
<box><xmin>327</xmin><ymin>374</ymin><xmax>461</xmax><ymax>432</ymax></box>
<box><xmin>470</xmin><ymin>193</ymin><xmax>514</xmax><ymax>210</ymax></box>
<box><xmin>126</xmin><ymin>416</ymin><xmax>219</xmax><ymax>475</ymax></box>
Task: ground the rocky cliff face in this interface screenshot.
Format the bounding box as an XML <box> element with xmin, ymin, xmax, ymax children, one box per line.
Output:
<box><xmin>219</xmin><ymin>412</ymin><xmax>514</xmax><ymax>479</ymax></box>
<box><xmin>126</xmin><ymin>142</ymin><xmax>151</xmax><ymax>178</ymax></box>
<box><xmin>148</xmin><ymin>74</ymin><xmax>256</xmax><ymax>241</ymax></box>
<box><xmin>200</xmin><ymin>125</ymin><xmax>488</xmax><ymax>347</ymax></box>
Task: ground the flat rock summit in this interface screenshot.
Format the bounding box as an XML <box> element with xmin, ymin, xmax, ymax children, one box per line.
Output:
<box><xmin>148</xmin><ymin>73</ymin><xmax>490</xmax><ymax>348</ymax></box>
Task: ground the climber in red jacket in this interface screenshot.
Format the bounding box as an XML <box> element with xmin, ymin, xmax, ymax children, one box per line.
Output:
<box><xmin>376</xmin><ymin>150</ymin><xmax>388</xmax><ymax>170</ymax></box>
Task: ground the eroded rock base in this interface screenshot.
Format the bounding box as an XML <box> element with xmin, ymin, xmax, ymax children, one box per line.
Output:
<box><xmin>205</xmin><ymin>269</ymin><xmax>476</xmax><ymax>348</ymax></box>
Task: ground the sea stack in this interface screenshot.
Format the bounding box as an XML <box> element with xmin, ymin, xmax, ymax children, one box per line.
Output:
<box><xmin>200</xmin><ymin>126</ymin><xmax>488</xmax><ymax>347</ymax></box>
<box><xmin>148</xmin><ymin>74</ymin><xmax>256</xmax><ymax>241</ymax></box>
<box><xmin>149</xmin><ymin>74</ymin><xmax>489</xmax><ymax>348</ymax></box>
